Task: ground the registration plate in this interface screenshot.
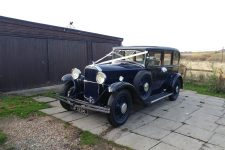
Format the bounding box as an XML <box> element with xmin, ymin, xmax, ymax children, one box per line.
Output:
<box><xmin>74</xmin><ymin>104</ymin><xmax>88</xmax><ymax>115</ymax></box>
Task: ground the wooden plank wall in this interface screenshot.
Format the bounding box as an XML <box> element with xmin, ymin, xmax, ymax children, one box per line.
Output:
<box><xmin>0</xmin><ymin>16</ymin><xmax>122</xmax><ymax>91</ymax></box>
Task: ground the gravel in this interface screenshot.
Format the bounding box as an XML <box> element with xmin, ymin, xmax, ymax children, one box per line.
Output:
<box><xmin>0</xmin><ymin>116</ymin><xmax>127</xmax><ymax>150</ymax></box>
<box><xmin>0</xmin><ymin>116</ymin><xmax>80</xmax><ymax>150</ymax></box>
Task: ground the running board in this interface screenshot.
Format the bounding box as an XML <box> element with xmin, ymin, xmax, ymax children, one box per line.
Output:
<box><xmin>148</xmin><ymin>92</ymin><xmax>173</xmax><ymax>104</ymax></box>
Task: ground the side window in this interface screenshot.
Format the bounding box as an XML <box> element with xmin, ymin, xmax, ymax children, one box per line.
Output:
<box><xmin>164</xmin><ymin>52</ymin><xmax>172</xmax><ymax>65</ymax></box>
<box><xmin>173</xmin><ymin>52</ymin><xmax>179</xmax><ymax>65</ymax></box>
<box><xmin>146</xmin><ymin>51</ymin><xmax>161</xmax><ymax>67</ymax></box>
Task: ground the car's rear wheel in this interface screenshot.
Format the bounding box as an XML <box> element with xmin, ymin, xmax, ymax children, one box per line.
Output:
<box><xmin>107</xmin><ymin>90</ymin><xmax>132</xmax><ymax>127</ymax></box>
<box><xmin>60</xmin><ymin>82</ymin><xmax>75</xmax><ymax>111</ymax></box>
<box><xmin>169</xmin><ymin>80</ymin><xmax>180</xmax><ymax>101</ymax></box>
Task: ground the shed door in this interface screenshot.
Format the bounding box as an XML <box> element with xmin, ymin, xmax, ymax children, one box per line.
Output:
<box><xmin>48</xmin><ymin>39</ymin><xmax>87</xmax><ymax>83</ymax></box>
<box><xmin>0</xmin><ymin>36</ymin><xmax>48</xmax><ymax>91</ymax></box>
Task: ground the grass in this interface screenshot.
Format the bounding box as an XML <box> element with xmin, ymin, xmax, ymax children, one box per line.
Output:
<box><xmin>184</xmin><ymin>82</ymin><xmax>225</xmax><ymax>99</ymax></box>
<box><xmin>80</xmin><ymin>131</ymin><xmax>99</xmax><ymax>145</ymax></box>
<box><xmin>181</xmin><ymin>50</ymin><xmax>224</xmax><ymax>62</ymax></box>
<box><xmin>0</xmin><ymin>130</ymin><xmax>7</xmax><ymax>145</ymax></box>
<box><xmin>0</xmin><ymin>95</ymin><xmax>49</xmax><ymax>118</ymax></box>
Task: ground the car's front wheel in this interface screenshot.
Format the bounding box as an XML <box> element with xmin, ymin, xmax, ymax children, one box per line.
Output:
<box><xmin>107</xmin><ymin>90</ymin><xmax>132</xmax><ymax>127</ymax></box>
<box><xmin>169</xmin><ymin>80</ymin><xmax>180</xmax><ymax>101</ymax></box>
<box><xmin>59</xmin><ymin>82</ymin><xmax>75</xmax><ymax>111</ymax></box>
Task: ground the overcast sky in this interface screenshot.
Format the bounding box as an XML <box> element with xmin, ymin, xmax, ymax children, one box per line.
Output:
<box><xmin>1</xmin><ymin>0</ymin><xmax>225</xmax><ymax>51</ymax></box>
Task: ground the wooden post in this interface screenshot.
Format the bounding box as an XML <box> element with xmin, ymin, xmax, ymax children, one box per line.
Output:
<box><xmin>222</xmin><ymin>47</ymin><xmax>224</xmax><ymax>63</ymax></box>
<box><xmin>183</xmin><ymin>67</ymin><xmax>187</xmax><ymax>80</ymax></box>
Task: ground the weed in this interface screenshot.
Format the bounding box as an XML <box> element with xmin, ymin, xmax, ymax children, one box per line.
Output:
<box><xmin>208</xmin><ymin>70</ymin><xmax>225</xmax><ymax>93</ymax></box>
<box><xmin>80</xmin><ymin>131</ymin><xmax>99</xmax><ymax>145</ymax></box>
<box><xmin>64</xmin><ymin>122</ymin><xmax>70</xmax><ymax>129</ymax></box>
<box><xmin>0</xmin><ymin>130</ymin><xmax>7</xmax><ymax>145</ymax></box>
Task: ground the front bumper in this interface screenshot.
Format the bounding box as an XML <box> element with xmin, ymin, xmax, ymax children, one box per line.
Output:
<box><xmin>57</xmin><ymin>96</ymin><xmax>110</xmax><ymax>114</ymax></box>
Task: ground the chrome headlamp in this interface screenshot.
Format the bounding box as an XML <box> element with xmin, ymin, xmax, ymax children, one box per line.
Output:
<box><xmin>71</xmin><ymin>68</ymin><xmax>81</xmax><ymax>79</ymax></box>
<box><xmin>96</xmin><ymin>72</ymin><xmax>106</xmax><ymax>84</ymax></box>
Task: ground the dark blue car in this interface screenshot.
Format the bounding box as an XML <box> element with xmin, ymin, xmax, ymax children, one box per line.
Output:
<box><xmin>58</xmin><ymin>46</ymin><xmax>183</xmax><ymax>127</ymax></box>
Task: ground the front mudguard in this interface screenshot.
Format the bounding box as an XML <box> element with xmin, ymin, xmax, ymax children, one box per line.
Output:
<box><xmin>108</xmin><ymin>82</ymin><xmax>138</xmax><ymax>104</ymax></box>
<box><xmin>61</xmin><ymin>74</ymin><xmax>75</xmax><ymax>84</ymax></box>
<box><xmin>61</xmin><ymin>74</ymin><xmax>84</xmax><ymax>96</ymax></box>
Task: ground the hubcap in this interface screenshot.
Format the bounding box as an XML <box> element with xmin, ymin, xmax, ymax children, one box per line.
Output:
<box><xmin>121</xmin><ymin>103</ymin><xmax>127</xmax><ymax>114</ymax></box>
<box><xmin>175</xmin><ymin>85</ymin><xmax>179</xmax><ymax>93</ymax></box>
<box><xmin>143</xmin><ymin>82</ymin><xmax>149</xmax><ymax>92</ymax></box>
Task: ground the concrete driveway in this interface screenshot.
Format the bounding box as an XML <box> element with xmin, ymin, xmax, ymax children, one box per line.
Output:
<box><xmin>35</xmin><ymin>90</ymin><xmax>225</xmax><ymax>150</ymax></box>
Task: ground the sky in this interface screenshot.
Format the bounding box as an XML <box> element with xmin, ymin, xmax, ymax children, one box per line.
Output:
<box><xmin>1</xmin><ymin>0</ymin><xmax>225</xmax><ymax>52</ymax></box>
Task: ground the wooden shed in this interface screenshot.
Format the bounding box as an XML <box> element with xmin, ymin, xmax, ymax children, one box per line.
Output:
<box><xmin>0</xmin><ymin>16</ymin><xmax>123</xmax><ymax>91</ymax></box>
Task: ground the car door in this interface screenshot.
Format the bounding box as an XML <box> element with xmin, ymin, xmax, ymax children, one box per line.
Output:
<box><xmin>145</xmin><ymin>50</ymin><xmax>164</xmax><ymax>94</ymax></box>
<box><xmin>162</xmin><ymin>51</ymin><xmax>173</xmax><ymax>86</ymax></box>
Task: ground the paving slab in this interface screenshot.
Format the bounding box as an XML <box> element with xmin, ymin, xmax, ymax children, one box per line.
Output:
<box><xmin>200</xmin><ymin>143</ymin><xmax>224</xmax><ymax>150</ymax></box>
<box><xmin>36</xmin><ymin>91</ymin><xmax>225</xmax><ymax>150</ymax></box>
<box><xmin>150</xmin><ymin>142</ymin><xmax>180</xmax><ymax>150</ymax></box>
<box><xmin>216</xmin><ymin>117</ymin><xmax>225</xmax><ymax>126</ymax></box>
<box><xmin>159</xmin><ymin>106</ymin><xmax>197</xmax><ymax>122</ymax></box>
<box><xmin>53</xmin><ymin>111</ymin><xmax>87</xmax><ymax>122</ymax></box>
<box><xmin>173</xmin><ymin>102</ymin><xmax>200</xmax><ymax>113</ymax></box>
<box><xmin>189</xmin><ymin>111</ymin><xmax>220</xmax><ymax>123</ymax></box>
<box><xmin>215</xmin><ymin>125</ymin><xmax>225</xmax><ymax>136</ymax></box>
<box><xmin>104</xmin><ymin>128</ymin><xmax>130</xmax><ymax>141</ymax></box>
<box><xmin>48</xmin><ymin>101</ymin><xmax>61</xmax><ymax>107</ymax></box>
<box><xmin>140</xmin><ymin>102</ymin><xmax>169</xmax><ymax>116</ymax></box>
<box><xmin>115</xmin><ymin>132</ymin><xmax>159</xmax><ymax>150</ymax></box>
<box><xmin>33</xmin><ymin>96</ymin><xmax>57</xmax><ymax>103</ymax></box>
<box><xmin>40</xmin><ymin>107</ymin><xmax>66</xmax><ymax>115</ymax></box>
<box><xmin>133</xmin><ymin>124</ymin><xmax>171</xmax><ymax>140</ymax></box>
<box><xmin>208</xmin><ymin>133</ymin><xmax>225</xmax><ymax>148</ymax></box>
<box><xmin>180</xmin><ymin>90</ymin><xmax>197</xmax><ymax>95</ymax></box>
<box><xmin>161</xmin><ymin>132</ymin><xmax>203</xmax><ymax>150</ymax></box>
<box><xmin>180</xmin><ymin>99</ymin><xmax>202</xmax><ymax>106</ymax></box>
<box><xmin>71</xmin><ymin>113</ymin><xmax>107</xmax><ymax>130</ymax></box>
<box><xmin>196</xmin><ymin>106</ymin><xmax>225</xmax><ymax>117</ymax></box>
<box><xmin>175</xmin><ymin>124</ymin><xmax>214</xmax><ymax>142</ymax></box>
<box><xmin>201</xmin><ymin>103</ymin><xmax>225</xmax><ymax>110</ymax></box>
<box><xmin>89</xmin><ymin>124</ymin><xmax>111</xmax><ymax>135</ymax></box>
<box><xmin>181</xmin><ymin>94</ymin><xmax>207</xmax><ymax>100</ymax></box>
<box><xmin>158</xmin><ymin>101</ymin><xmax>184</xmax><ymax>112</ymax></box>
<box><xmin>204</xmin><ymin>97</ymin><xmax>224</xmax><ymax>107</ymax></box>
<box><xmin>119</xmin><ymin>112</ymin><xmax>156</xmax><ymax>130</ymax></box>
<box><xmin>185</xmin><ymin>116</ymin><xmax>218</xmax><ymax>132</ymax></box>
<box><xmin>148</xmin><ymin>118</ymin><xmax>182</xmax><ymax>131</ymax></box>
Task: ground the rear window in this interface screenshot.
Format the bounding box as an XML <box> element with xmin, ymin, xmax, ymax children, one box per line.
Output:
<box><xmin>173</xmin><ymin>52</ymin><xmax>179</xmax><ymax>65</ymax></box>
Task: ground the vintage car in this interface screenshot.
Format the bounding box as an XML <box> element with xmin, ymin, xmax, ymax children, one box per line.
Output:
<box><xmin>58</xmin><ymin>46</ymin><xmax>183</xmax><ymax>127</ymax></box>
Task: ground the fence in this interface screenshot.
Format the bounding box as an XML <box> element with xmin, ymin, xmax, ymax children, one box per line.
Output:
<box><xmin>180</xmin><ymin>65</ymin><xmax>225</xmax><ymax>82</ymax></box>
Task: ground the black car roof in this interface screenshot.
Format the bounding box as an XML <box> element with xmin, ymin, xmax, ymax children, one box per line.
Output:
<box><xmin>113</xmin><ymin>46</ymin><xmax>179</xmax><ymax>52</ymax></box>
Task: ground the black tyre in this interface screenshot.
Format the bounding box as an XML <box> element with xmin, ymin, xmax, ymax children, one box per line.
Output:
<box><xmin>107</xmin><ymin>90</ymin><xmax>132</xmax><ymax>127</ymax></box>
<box><xmin>59</xmin><ymin>82</ymin><xmax>75</xmax><ymax>111</ymax></box>
<box><xmin>133</xmin><ymin>71</ymin><xmax>152</xmax><ymax>103</ymax></box>
<box><xmin>169</xmin><ymin>80</ymin><xmax>180</xmax><ymax>101</ymax></box>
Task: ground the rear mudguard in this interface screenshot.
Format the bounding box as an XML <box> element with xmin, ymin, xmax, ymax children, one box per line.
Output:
<box><xmin>167</xmin><ymin>73</ymin><xmax>183</xmax><ymax>89</ymax></box>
